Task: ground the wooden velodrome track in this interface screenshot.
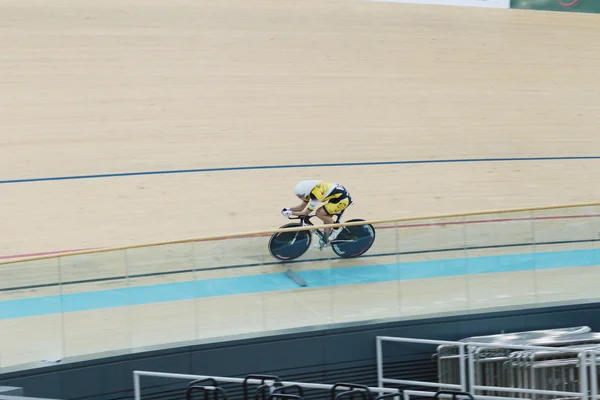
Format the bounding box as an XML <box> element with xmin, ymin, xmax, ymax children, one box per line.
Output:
<box><xmin>2</xmin><ymin>0</ymin><xmax>600</xmax><ymax>368</ymax></box>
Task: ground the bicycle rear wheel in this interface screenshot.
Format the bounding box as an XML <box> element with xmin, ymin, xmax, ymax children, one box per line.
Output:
<box><xmin>331</xmin><ymin>219</ymin><xmax>376</xmax><ymax>258</ymax></box>
<box><xmin>268</xmin><ymin>223</ymin><xmax>312</xmax><ymax>261</ymax></box>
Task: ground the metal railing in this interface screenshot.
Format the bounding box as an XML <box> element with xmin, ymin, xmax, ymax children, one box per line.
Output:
<box><xmin>132</xmin><ymin>370</ymin><xmax>532</xmax><ymax>400</ymax></box>
<box><xmin>376</xmin><ymin>335</ymin><xmax>599</xmax><ymax>400</ymax></box>
<box><xmin>402</xmin><ymin>390</ymin><xmax>529</xmax><ymax>400</ymax></box>
<box><xmin>133</xmin><ymin>370</ymin><xmax>401</xmax><ymax>400</ymax></box>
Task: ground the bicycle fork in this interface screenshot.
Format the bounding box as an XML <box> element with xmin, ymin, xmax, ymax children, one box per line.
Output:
<box><xmin>289</xmin><ymin>220</ymin><xmax>313</xmax><ymax>246</ymax></box>
<box><xmin>289</xmin><ymin>230</ymin><xmax>303</xmax><ymax>245</ymax></box>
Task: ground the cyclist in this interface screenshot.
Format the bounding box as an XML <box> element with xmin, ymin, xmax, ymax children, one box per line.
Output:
<box><xmin>282</xmin><ymin>180</ymin><xmax>353</xmax><ymax>246</ymax></box>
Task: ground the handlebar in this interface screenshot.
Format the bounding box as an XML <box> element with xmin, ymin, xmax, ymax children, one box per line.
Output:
<box><xmin>285</xmin><ymin>213</ymin><xmax>343</xmax><ymax>224</ymax></box>
<box><xmin>287</xmin><ymin>214</ymin><xmax>315</xmax><ymax>220</ymax></box>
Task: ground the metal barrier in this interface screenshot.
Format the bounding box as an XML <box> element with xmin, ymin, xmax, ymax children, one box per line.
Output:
<box><xmin>376</xmin><ymin>333</ymin><xmax>599</xmax><ymax>400</ymax></box>
<box><xmin>133</xmin><ymin>370</ymin><xmax>518</xmax><ymax>400</ymax></box>
<box><xmin>133</xmin><ymin>371</ymin><xmax>401</xmax><ymax>400</ymax></box>
<box><xmin>402</xmin><ymin>390</ymin><xmax>528</xmax><ymax>400</ymax></box>
<box><xmin>583</xmin><ymin>349</ymin><xmax>600</xmax><ymax>400</ymax></box>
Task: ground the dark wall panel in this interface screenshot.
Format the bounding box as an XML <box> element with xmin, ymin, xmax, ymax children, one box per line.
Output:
<box><xmin>3</xmin><ymin>302</ymin><xmax>600</xmax><ymax>400</ymax></box>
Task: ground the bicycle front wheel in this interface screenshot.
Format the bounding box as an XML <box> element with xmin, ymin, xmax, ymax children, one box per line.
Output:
<box><xmin>268</xmin><ymin>223</ymin><xmax>312</xmax><ymax>261</ymax></box>
<box><xmin>331</xmin><ymin>219</ymin><xmax>376</xmax><ymax>258</ymax></box>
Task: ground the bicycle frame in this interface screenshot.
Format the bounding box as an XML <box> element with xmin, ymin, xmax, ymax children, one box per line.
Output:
<box><xmin>288</xmin><ymin>211</ymin><xmax>351</xmax><ymax>243</ymax></box>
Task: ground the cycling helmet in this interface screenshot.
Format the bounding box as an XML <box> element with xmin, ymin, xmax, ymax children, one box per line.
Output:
<box><xmin>294</xmin><ymin>180</ymin><xmax>321</xmax><ymax>199</ymax></box>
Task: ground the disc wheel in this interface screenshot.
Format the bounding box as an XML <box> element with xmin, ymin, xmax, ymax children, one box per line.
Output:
<box><xmin>331</xmin><ymin>219</ymin><xmax>376</xmax><ymax>258</ymax></box>
<box><xmin>268</xmin><ymin>223</ymin><xmax>312</xmax><ymax>261</ymax></box>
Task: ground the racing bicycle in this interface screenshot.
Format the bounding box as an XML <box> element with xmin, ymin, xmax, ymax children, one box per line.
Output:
<box><xmin>268</xmin><ymin>211</ymin><xmax>376</xmax><ymax>261</ymax></box>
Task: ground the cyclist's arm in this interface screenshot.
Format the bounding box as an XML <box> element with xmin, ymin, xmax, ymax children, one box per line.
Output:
<box><xmin>290</xmin><ymin>201</ymin><xmax>308</xmax><ymax>213</ymax></box>
<box><xmin>290</xmin><ymin>196</ymin><xmax>321</xmax><ymax>216</ymax></box>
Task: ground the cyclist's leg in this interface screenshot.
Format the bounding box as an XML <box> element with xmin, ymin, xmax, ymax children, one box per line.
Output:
<box><xmin>316</xmin><ymin>206</ymin><xmax>335</xmax><ymax>225</ymax></box>
<box><xmin>310</xmin><ymin>206</ymin><xmax>329</xmax><ymax>248</ymax></box>
<box><xmin>320</xmin><ymin>199</ymin><xmax>351</xmax><ymax>242</ymax></box>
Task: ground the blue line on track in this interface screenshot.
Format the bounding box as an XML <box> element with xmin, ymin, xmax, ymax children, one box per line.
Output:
<box><xmin>2</xmin><ymin>156</ymin><xmax>600</xmax><ymax>184</ymax></box>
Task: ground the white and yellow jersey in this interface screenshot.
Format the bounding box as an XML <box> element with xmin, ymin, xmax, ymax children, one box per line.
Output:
<box><xmin>303</xmin><ymin>182</ymin><xmax>351</xmax><ymax>212</ymax></box>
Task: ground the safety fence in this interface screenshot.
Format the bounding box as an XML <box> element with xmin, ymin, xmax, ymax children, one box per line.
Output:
<box><xmin>2</xmin><ymin>203</ymin><xmax>600</xmax><ymax>369</ymax></box>
<box><xmin>377</xmin><ymin>327</ymin><xmax>600</xmax><ymax>400</ymax></box>
<box><xmin>133</xmin><ymin>371</ymin><xmax>477</xmax><ymax>400</ymax></box>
